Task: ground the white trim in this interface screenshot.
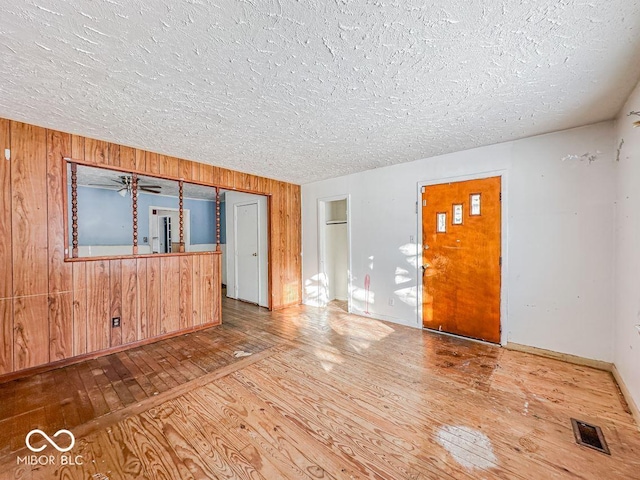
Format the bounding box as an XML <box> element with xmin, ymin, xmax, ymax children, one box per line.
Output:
<box><xmin>317</xmin><ymin>194</ymin><xmax>352</xmax><ymax>312</ymax></box>
<box><xmin>416</xmin><ymin>169</ymin><xmax>509</xmax><ymax>345</ymax></box>
<box><xmin>148</xmin><ymin>206</ymin><xmax>191</xmax><ymax>253</ymax></box>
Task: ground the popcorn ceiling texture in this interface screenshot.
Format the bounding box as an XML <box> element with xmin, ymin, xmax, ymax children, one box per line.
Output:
<box><xmin>1</xmin><ymin>0</ymin><xmax>639</xmax><ymax>184</ymax></box>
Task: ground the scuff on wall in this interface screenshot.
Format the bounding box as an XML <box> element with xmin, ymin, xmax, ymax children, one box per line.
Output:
<box><xmin>561</xmin><ymin>151</ymin><xmax>601</xmax><ymax>163</ymax></box>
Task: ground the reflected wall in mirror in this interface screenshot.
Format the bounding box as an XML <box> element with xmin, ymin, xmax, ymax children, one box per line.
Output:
<box><xmin>67</xmin><ymin>163</ymin><xmax>137</xmax><ymax>257</ymax></box>
<box><xmin>66</xmin><ymin>160</ymin><xmax>223</xmax><ymax>258</ymax></box>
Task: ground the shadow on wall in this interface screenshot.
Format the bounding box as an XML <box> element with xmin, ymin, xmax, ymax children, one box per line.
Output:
<box><xmin>394</xmin><ymin>242</ymin><xmax>419</xmax><ymax>312</ymax></box>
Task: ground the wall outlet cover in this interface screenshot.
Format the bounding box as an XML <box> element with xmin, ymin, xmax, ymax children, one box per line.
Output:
<box><xmin>112</xmin><ymin>317</ymin><xmax>121</xmax><ymax>328</ymax></box>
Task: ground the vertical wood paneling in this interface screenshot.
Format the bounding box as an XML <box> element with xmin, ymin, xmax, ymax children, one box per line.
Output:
<box><xmin>179</xmin><ymin>256</ymin><xmax>193</xmax><ymax>330</ymax></box>
<box><xmin>14</xmin><ymin>296</ymin><xmax>49</xmax><ymax>369</ymax></box>
<box><xmin>200</xmin><ymin>164</ymin><xmax>214</xmax><ymax>184</ymax></box>
<box><xmin>0</xmin><ymin>118</ymin><xmax>12</xmax><ymax>374</ymax></box>
<box><xmin>178</xmin><ymin>159</ymin><xmax>192</xmax><ymax>181</ymax></box>
<box><xmin>136</xmin><ymin>258</ymin><xmax>148</xmax><ymax>341</ymax></box>
<box><xmin>160</xmin><ymin>257</ymin><xmax>180</xmax><ymax>334</ymax></box>
<box><xmin>192</xmin><ymin>255</ymin><xmax>202</xmax><ymax>327</ymax></box>
<box><xmin>108</xmin><ymin>143</ymin><xmax>120</xmax><ymax>167</ymax></box>
<box><xmin>159</xmin><ymin>155</ymin><xmax>179</xmax><ymax>177</ymax></box>
<box><xmin>0</xmin><ymin>116</ymin><xmax>302</xmax><ymax>378</ymax></box>
<box><xmin>119</xmin><ymin>146</ymin><xmax>136</xmax><ymax>170</ymax></box>
<box><xmin>109</xmin><ymin>260</ymin><xmax>122</xmax><ymax>347</ymax></box>
<box><xmin>134</xmin><ymin>149</ymin><xmax>146</xmax><ymax>171</ymax></box>
<box><xmin>190</xmin><ymin>161</ymin><xmax>201</xmax><ymax>183</ymax></box>
<box><xmin>146</xmin><ymin>152</ymin><xmax>160</xmax><ymax>175</ymax></box>
<box><xmin>11</xmin><ymin>122</ymin><xmax>49</xmax><ymax>369</ymax></box>
<box><xmin>121</xmin><ymin>258</ymin><xmax>138</xmax><ymax>345</ymax></box>
<box><xmin>47</xmin><ymin>129</ymin><xmax>73</xmax><ymax>361</ymax></box>
<box><xmin>146</xmin><ymin>257</ymin><xmax>160</xmax><ymax>338</ymax></box>
<box><xmin>86</xmin><ymin>261</ymin><xmax>110</xmax><ymax>353</ymax></box>
<box><xmin>72</xmin><ymin>262</ymin><xmax>87</xmax><ymax>356</ymax></box>
<box><xmin>201</xmin><ymin>255</ymin><xmax>215</xmax><ymax>324</ymax></box>
<box><xmin>212</xmin><ymin>254</ymin><xmax>221</xmax><ymax>326</ymax></box>
<box><xmin>84</xmin><ymin>138</ymin><xmax>109</xmax><ymax>165</ymax></box>
<box><xmin>0</xmin><ymin>299</ymin><xmax>12</xmax><ymax>374</ymax></box>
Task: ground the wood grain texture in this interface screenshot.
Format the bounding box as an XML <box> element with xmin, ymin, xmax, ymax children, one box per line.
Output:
<box><xmin>86</xmin><ymin>261</ymin><xmax>110</xmax><ymax>353</ymax></box>
<box><xmin>47</xmin><ymin>129</ymin><xmax>73</xmax><ymax>361</ymax></box>
<box><xmin>11</xmin><ymin>122</ymin><xmax>48</xmax><ymax>297</ymax></box>
<box><xmin>13</xmin><ymin>295</ymin><xmax>49</xmax><ymax>369</ymax></box>
<box><xmin>11</xmin><ymin>122</ymin><xmax>49</xmax><ymax>369</ymax></box>
<box><xmin>136</xmin><ymin>258</ymin><xmax>148</xmax><ymax>341</ymax></box>
<box><xmin>1</xmin><ymin>115</ymin><xmax>301</xmax><ymax>377</ymax></box>
<box><xmin>1</xmin><ymin>299</ymin><xmax>639</xmax><ymax>479</ymax></box>
<box><xmin>160</xmin><ymin>257</ymin><xmax>181</xmax><ymax>335</ymax></box>
<box><xmin>121</xmin><ymin>258</ymin><xmax>138</xmax><ymax>345</ymax></box>
<box><xmin>84</xmin><ymin>137</ymin><xmax>109</xmax><ymax>165</ymax></box>
<box><xmin>146</xmin><ymin>257</ymin><xmax>161</xmax><ymax>338</ymax></box>
<box><xmin>422</xmin><ymin>176</ymin><xmax>501</xmax><ymax>343</ymax></box>
<box><xmin>201</xmin><ymin>254</ymin><xmax>215</xmax><ymax>325</ymax></box>
<box><xmin>72</xmin><ymin>262</ymin><xmax>87</xmax><ymax>356</ymax></box>
<box><xmin>0</xmin><ymin>119</ymin><xmax>12</xmax><ymax>374</ymax></box>
<box><xmin>179</xmin><ymin>256</ymin><xmax>193</xmax><ymax>330</ymax></box>
<box><xmin>119</xmin><ymin>145</ymin><xmax>136</xmax><ymax>170</ymax></box>
<box><xmin>192</xmin><ymin>255</ymin><xmax>203</xmax><ymax>327</ymax></box>
<box><xmin>110</xmin><ymin>259</ymin><xmax>123</xmax><ymax>347</ymax></box>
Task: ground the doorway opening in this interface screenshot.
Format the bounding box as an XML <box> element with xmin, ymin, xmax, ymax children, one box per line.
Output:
<box><xmin>149</xmin><ymin>207</ymin><xmax>190</xmax><ymax>253</ymax></box>
<box><xmin>318</xmin><ymin>196</ymin><xmax>351</xmax><ymax>312</ymax></box>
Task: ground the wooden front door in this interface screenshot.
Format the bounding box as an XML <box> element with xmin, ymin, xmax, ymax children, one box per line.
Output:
<box><xmin>421</xmin><ymin>176</ymin><xmax>501</xmax><ymax>343</ymax></box>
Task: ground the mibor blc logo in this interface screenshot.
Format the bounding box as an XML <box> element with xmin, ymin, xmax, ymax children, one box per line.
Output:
<box><xmin>17</xmin><ymin>429</ymin><xmax>84</xmax><ymax>466</ymax></box>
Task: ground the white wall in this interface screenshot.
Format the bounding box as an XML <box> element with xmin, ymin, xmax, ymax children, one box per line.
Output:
<box><xmin>302</xmin><ymin>122</ymin><xmax>616</xmax><ymax>362</ymax></box>
<box><xmin>225</xmin><ymin>191</ymin><xmax>269</xmax><ymax>308</ymax></box>
<box><xmin>614</xmin><ymin>79</ymin><xmax>640</xmax><ymax>409</ymax></box>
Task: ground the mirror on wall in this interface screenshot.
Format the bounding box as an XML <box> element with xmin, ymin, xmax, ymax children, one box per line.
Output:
<box><xmin>66</xmin><ymin>161</ymin><xmax>221</xmax><ymax>258</ymax></box>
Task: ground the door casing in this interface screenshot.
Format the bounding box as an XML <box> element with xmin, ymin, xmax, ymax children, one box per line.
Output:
<box><xmin>416</xmin><ymin>170</ymin><xmax>508</xmax><ymax>345</ymax></box>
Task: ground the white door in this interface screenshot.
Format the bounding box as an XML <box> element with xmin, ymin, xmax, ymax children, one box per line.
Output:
<box><xmin>235</xmin><ymin>203</ymin><xmax>259</xmax><ymax>304</ymax></box>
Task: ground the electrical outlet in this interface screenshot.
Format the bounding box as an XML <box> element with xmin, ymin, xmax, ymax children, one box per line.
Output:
<box><xmin>388</xmin><ymin>298</ymin><xmax>394</xmax><ymax>306</ymax></box>
<box><xmin>112</xmin><ymin>317</ymin><xmax>121</xmax><ymax>328</ymax></box>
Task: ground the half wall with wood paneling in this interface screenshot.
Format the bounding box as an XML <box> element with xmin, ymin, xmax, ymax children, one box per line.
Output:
<box><xmin>0</xmin><ymin>117</ymin><xmax>301</xmax><ymax>378</ymax></box>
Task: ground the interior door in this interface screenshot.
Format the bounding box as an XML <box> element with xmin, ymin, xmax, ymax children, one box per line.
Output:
<box><xmin>421</xmin><ymin>176</ymin><xmax>501</xmax><ymax>343</ymax></box>
<box><xmin>235</xmin><ymin>203</ymin><xmax>259</xmax><ymax>304</ymax></box>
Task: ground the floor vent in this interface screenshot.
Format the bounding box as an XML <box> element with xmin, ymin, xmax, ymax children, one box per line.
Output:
<box><xmin>571</xmin><ymin>418</ymin><xmax>610</xmax><ymax>455</ymax></box>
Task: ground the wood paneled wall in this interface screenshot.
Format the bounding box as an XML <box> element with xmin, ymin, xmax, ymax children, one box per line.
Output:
<box><xmin>0</xmin><ymin>118</ymin><xmax>301</xmax><ymax>378</ymax></box>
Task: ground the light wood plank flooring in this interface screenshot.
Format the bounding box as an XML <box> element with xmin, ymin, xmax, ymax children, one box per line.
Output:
<box><xmin>0</xmin><ymin>298</ymin><xmax>638</xmax><ymax>479</ymax></box>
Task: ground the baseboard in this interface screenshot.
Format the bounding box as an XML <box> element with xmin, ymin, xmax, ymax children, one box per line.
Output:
<box><xmin>0</xmin><ymin>321</ymin><xmax>221</xmax><ymax>384</ymax></box>
<box><xmin>504</xmin><ymin>342</ymin><xmax>612</xmax><ymax>372</ymax></box>
<box><xmin>611</xmin><ymin>364</ymin><xmax>640</xmax><ymax>431</ymax></box>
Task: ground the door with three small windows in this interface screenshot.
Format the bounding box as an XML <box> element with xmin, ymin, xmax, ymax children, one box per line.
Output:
<box><xmin>421</xmin><ymin>176</ymin><xmax>502</xmax><ymax>343</ymax></box>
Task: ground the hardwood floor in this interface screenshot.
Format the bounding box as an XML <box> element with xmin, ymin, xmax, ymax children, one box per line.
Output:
<box><xmin>0</xmin><ymin>298</ymin><xmax>638</xmax><ymax>479</ymax></box>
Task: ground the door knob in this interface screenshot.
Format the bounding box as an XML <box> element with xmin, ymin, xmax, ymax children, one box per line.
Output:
<box><xmin>252</xmin><ymin>253</ymin><xmax>257</xmax><ymax>257</ymax></box>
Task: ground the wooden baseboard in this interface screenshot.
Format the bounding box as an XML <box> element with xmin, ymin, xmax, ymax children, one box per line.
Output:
<box><xmin>0</xmin><ymin>321</ymin><xmax>221</xmax><ymax>384</ymax></box>
<box><xmin>504</xmin><ymin>342</ymin><xmax>612</xmax><ymax>372</ymax></box>
<box><xmin>505</xmin><ymin>342</ymin><xmax>640</xmax><ymax>430</ymax></box>
<box><xmin>612</xmin><ymin>364</ymin><xmax>640</xmax><ymax>431</ymax></box>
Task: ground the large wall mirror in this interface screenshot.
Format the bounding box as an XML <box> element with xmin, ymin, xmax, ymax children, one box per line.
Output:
<box><xmin>66</xmin><ymin>161</ymin><xmax>222</xmax><ymax>259</ymax></box>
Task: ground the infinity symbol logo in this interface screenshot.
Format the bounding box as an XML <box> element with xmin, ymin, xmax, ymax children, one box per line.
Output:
<box><xmin>25</xmin><ymin>429</ymin><xmax>75</xmax><ymax>453</ymax></box>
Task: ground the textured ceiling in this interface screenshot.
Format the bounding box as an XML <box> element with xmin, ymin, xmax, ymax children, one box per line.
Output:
<box><xmin>1</xmin><ymin>1</ymin><xmax>640</xmax><ymax>184</ymax></box>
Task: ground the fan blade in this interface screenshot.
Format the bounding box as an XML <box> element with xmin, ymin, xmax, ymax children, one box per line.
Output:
<box><xmin>111</xmin><ymin>178</ymin><xmax>126</xmax><ymax>185</ymax></box>
<box><xmin>140</xmin><ymin>188</ymin><xmax>161</xmax><ymax>194</ymax></box>
<box><xmin>88</xmin><ymin>183</ymin><xmax>115</xmax><ymax>187</ymax></box>
<box><xmin>139</xmin><ymin>184</ymin><xmax>162</xmax><ymax>189</ymax></box>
